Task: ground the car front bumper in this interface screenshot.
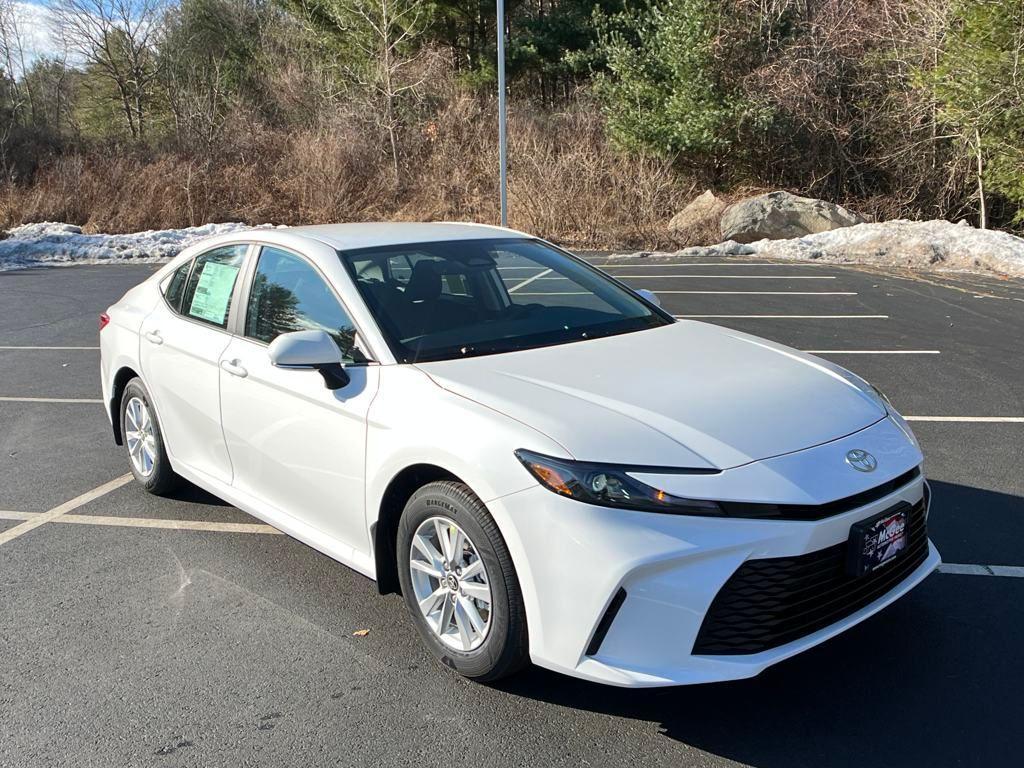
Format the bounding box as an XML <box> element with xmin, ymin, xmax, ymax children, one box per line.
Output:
<box><xmin>487</xmin><ymin>417</ymin><xmax>940</xmax><ymax>687</ymax></box>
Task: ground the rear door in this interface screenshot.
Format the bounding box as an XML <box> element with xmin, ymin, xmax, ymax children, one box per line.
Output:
<box><xmin>219</xmin><ymin>245</ymin><xmax>379</xmax><ymax>556</ymax></box>
<box><xmin>140</xmin><ymin>244</ymin><xmax>250</xmax><ymax>484</ymax></box>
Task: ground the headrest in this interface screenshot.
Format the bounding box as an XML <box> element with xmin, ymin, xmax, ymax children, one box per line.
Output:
<box><xmin>405</xmin><ymin>260</ymin><xmax>442</xmax><ymax>303</ymax></box>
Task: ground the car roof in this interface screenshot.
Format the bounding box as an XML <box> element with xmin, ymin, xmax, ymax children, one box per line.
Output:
<box><xmin>285</xmin><ymin>222</ymin><xmax>531</xmax><ymax>250</ymax></box>
<box><xmin>158</xmin><ymin>221</ymin><xmax>539</xmax><ymax>283</ymax></box>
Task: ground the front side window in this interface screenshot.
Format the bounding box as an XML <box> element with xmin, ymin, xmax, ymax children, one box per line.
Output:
<box><xmin>339</xmin><ymin>238</ymin><xmax>670</xmax><ymax>363</ymax></box>
<box><xmin>180</xmin><ymin>245</ymin><xmax>248</xmax><ymax>328</ymax></box>
<box><xmin>245</xmin><ymin>246</ymin><xmax>358</xmax><ymax>359</ymax></box>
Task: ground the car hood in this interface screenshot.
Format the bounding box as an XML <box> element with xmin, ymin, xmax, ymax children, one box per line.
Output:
<box><xmin>415</xmin><ymin>321</ymin><xmax>887</xmax><ymax>470</ymax></box>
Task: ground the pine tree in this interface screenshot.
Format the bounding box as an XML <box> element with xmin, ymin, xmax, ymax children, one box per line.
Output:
<box><xmin>927</xmin><ymin>0</ymin><xmax>1024</xmax><ymax>225</ymax></box>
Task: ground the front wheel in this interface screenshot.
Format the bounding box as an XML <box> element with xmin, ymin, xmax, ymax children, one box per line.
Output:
<box><xmin>397</xmin><ymin>481</ymin><xmax>529</xmax><ymax>682</ymax></box>
<box><xmin>120</xmin><ymin>377</ymin><xmax>180</xmax><ymax>495</ymax></box>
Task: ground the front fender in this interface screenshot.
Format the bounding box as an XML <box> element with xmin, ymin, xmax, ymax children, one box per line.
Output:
<box><xmin>365</xmin><ymin>365</ymin><xmax>564</xmax><ymax>521</ymax></box>
<box><xmin>364</xmin><ymin>365</ymin><xmax>565</xmax><ymax>627</ymax></box>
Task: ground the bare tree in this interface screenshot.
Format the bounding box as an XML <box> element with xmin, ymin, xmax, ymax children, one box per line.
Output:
<box><xmin>161</xmin><ymin>54</ymin><xmax>229</xmax><ymax>151</ymax></box>
<box><xmin>343</xmin><ymin>0</ymin><xmax>428</xmax><ymax>185</ymax></box>
<box><xmin>290</xmin><ymin>0</ymin><xmax>427</xmax><ymax>185</ymax></box>
<box><xmin>52</xmin><ymin>0</ymin><xmax>166</xmax><ymax>140</ymax></box>
<box><xmin>0</xmin><ymin>0</ymin><xmax>29</xmax><ymax>172</ymax></box>
<box><xmin>0</xmin><ymin>0</ymin><xmax>32</xmax><ymax>112</ymax></box>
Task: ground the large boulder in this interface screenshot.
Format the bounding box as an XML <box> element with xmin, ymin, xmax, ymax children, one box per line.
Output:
<box><xmin>720</xmin><ymin>191</ymin><xmax>866</xmax><ymax>243</ymax></box>
<box><xmin>667</xmin><ymin>190</ymin><xmax>726</xmax><ymax>243</ymax></box>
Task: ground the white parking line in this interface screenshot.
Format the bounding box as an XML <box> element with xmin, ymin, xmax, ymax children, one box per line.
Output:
<box><xmin>508</xmin><ymin>269</ymin><xmax>554</xmax><ymax>293</ymax></box>
<box><xmin>656</xmin><ymin>291</ymin><xmax>857</xmax><ymax>295</ymax></box>
<box><xmin>905</xmin><ymin>416</ymin><xmax>1024</xmax><ymax>423</ymax></box>
<box><xmin>505</xmin><ymin>275</ymin><xmax>837</xmax><ymax>280</ymax></box>
<box><xmin>522</xmin><ymin>291</ymin><xmax>857</xmax><ymax>296</ymax></box>
<box><xmin>0</xmin><ymin>474</ymin><xmax>133</xmax><ymax>547</ymax></box>
<box><xmin>502</xmin><ymin>275</ymin><xmax>568</xmax><ymax>281</ymax></box>
<box><xmin>0</xmin><ymin>511</ymin><xmax>32</xmax><ymax>520</ymax></box>
<box><xmin>597</xmin><ymin>262</ymin><xmax>828</xmax><ymax>268</ymax></box>
<box><xmin>515</xmin><ymin>291</ymin><xmax>590</xmax><ymax>296</ymax></box>
<box><xmin>0</xmin><ymin>345</ymin><xmax>100</xmax><ymax>350</ymax></box>
<box><xmin>0</xmin><ymin>396</ymin><xmax>104</xmax><ymax>403</ymax></box>
<box><xmin>608</xmin><ymin>275</ymin><xmax>837</xmax><ymax>280</ymax></box>
<box><xmin>804</xmin><ymin>350</ymin><xmax>940</xmax><ymax>355</ymax></box>
<box><xmin>61</xmin><ymin>514</ymin><xmax>282</xmax><ymax>535</ymax></box>
<box><xmin>0</xmin><ymin>508</ymin><xmax>282</xmax><ymax>535</ymax></box>
<box><xmin>938</xmin><ymin>563</ymin><xmax>1024</xmax><ymax>578</ymax></box>
<box><xmin>675</xmin><ymin>314</ymin><xmax>889</xmax><ymax>319</ymax></box>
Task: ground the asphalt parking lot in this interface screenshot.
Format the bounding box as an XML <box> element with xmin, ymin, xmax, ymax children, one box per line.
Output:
<box><xmin>1</xmin><ymin>256</ymin><xmax>1022</xmax><ymax>767</ymax></box>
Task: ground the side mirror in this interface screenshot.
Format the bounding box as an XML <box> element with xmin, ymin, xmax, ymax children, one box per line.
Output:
<box><xmin>636</xmin><ymin>288</ymin><xmax>661</xmax><ymax>308</ymax></box>
<box><xmin>268</xmin><ymin>330</ymin><xmax>350</xmax><ymax>390</ymax></box>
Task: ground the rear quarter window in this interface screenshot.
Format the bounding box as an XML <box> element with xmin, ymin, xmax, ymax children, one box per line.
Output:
<box><xmin>161</xmin><ymin>262</ymin><xmax>192</xmax><ymax>312</ymax></box>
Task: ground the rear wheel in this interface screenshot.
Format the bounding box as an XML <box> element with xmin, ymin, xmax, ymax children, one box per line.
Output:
<box><xmin>120</xmin><ymin>378</ymin><xmax>180</xmax><ymax>495</ymax></box>
<box><xmin>397</xmin><ymin>481</ymin><xmax>529</xmax><ymax>682</ymax></box>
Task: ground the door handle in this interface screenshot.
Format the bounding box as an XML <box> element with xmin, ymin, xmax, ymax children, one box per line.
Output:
<box><xmin>144</xmin><ymin>330</ymin><xmax>163</xmax><ymax>345</ymax></box>
<box><xmin>220</xmin><ymin>359</ymin><xmax>248</xmax><ymax>378</ymax></box>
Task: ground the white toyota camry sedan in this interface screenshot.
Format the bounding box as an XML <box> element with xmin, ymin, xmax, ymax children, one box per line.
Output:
<box><xmin>99</xmin><ymin>222</ymin><xmax>940</xmax><ymax>687</ymax></box>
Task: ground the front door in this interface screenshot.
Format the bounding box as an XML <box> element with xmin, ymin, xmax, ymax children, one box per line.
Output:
<box><xmin>219</xmin><ymin>245</ymin><xmax>379</xmax><ymax>556</ymax></box>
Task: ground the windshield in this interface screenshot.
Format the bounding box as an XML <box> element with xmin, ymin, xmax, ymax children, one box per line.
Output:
<box><xmin>338</xmin><ymin>238</ymin><xmax>672</xmax><ymax>363</ymax></box>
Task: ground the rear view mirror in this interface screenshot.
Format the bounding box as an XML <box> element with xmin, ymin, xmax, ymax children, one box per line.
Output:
<box><xmin>268</xmin><ymin>330</ymin><xmax>350</xmax><ymax>390</ymax></box>
<box><xmin>636</xmin><ymin>288</ymin><xmax>661</xmax><ymax>308</ymax></box>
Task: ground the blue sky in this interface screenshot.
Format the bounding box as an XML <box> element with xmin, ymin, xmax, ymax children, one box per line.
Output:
<box><xmin>6</xmin><ymin>1</ymin><xmax>62</xmax><ymax>72</ymax></box>
<box><xmin>6</xmin><ymin>0</ymin><xmax>161</xmax><ymax>74</ymax></box>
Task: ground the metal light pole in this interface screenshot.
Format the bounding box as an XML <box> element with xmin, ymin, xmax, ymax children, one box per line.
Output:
<box><xmin>496</xmin><ymin>0</ymin><xmax>508</xmax><ymax>227</ymax></box>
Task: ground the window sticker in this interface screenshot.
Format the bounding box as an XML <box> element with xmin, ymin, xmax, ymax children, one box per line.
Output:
<box><xmin>189</xmin><ymin>262</ymin><xmax>239</xmax><ymax>324</ymax></box>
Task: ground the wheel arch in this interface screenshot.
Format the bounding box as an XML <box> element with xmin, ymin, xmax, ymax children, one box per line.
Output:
<box><xmin>109</xmin><ymin>365</ymin><xmax>142</xmax><ymax>445</ymax></box>
<box><xmin>372</xmin><ymin>463</ymin><xmax>465</xmax><ymax>595</ymax></box>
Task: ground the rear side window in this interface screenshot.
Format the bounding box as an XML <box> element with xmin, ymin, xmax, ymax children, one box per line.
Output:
<box><xmin>162</xmin><ymin>261</ymin><xmax>192</xmax><ymax>312</ymax></box>
<box><xmin>245</xmin><ymin>246</ymin><xmax>358</xmax><ymax>359</ymax></box>
<box><xmin>180</xmin><ymin>245</ymin><xmax>248</xmax><ymax>328</ymax></box>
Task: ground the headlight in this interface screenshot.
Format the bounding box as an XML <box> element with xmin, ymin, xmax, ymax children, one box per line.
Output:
<box><xmin>514</xmin><ymin>449</ymin><xmax>724</xmax><ymax>516</ymax></box>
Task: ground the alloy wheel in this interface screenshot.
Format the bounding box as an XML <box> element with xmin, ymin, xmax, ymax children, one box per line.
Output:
<box><xmin>409</xmin><ymin>516</ymin><xmax>493</xmax><ymax>651</ymax></box>
<box><xmin>124</xmin><ymin>396</ymin><xmax>157</xmax><ymax>477</ymax></box>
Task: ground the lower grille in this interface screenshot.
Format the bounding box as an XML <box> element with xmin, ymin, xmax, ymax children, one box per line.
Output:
<box><xmin>693</xmin><ymin>500</ymin><xmax>929</xmax><ymax>655</ymax></box>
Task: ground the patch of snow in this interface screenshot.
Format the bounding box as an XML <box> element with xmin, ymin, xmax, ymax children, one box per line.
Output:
<box><xmin>0</xmin><ymin>222</ymin><xmax>266</xmax><ymax>272</ymax></box>
<box><xmin>611</xmin><ymin>219</ymin><xmax>1024</xmax><ymax>278</ymax></box>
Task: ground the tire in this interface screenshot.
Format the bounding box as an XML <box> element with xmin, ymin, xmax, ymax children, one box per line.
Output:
<box><xmin>119</xmin><ymin>377</ymin><xmax>180</xmax><ymax>495</ymax></box>
<box><xmin>397</xmin><ymin>481</ymin><xmax>529</xmax><ymax>682</ymax></box>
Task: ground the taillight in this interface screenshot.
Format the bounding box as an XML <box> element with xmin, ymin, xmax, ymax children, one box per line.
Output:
<box><xmin>99</xmin><ymin>312</ymin><xmax>110</xmax><ymax>331</ymax></box>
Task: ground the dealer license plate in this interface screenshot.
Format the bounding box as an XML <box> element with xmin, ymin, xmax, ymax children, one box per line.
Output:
<box><xmin>846</xmin><ymin>504</ymin><xmax>910</xmax><ymax>577</ymax></box>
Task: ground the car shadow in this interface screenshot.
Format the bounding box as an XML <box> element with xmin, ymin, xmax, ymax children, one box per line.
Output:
<box><xmin>926</xmin><ymin>480</ymin><xmax>1024</xmax><ymax>568</ymax></box>
<box><xmin>493</xmin><ymin>481</ymin><xmax>1023</xmax><ymax>767</ymax></box>
<box><xmin>165</xmin><ymin>481</ymin><xmax>232</xmax><ymax>507</ymax></box>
